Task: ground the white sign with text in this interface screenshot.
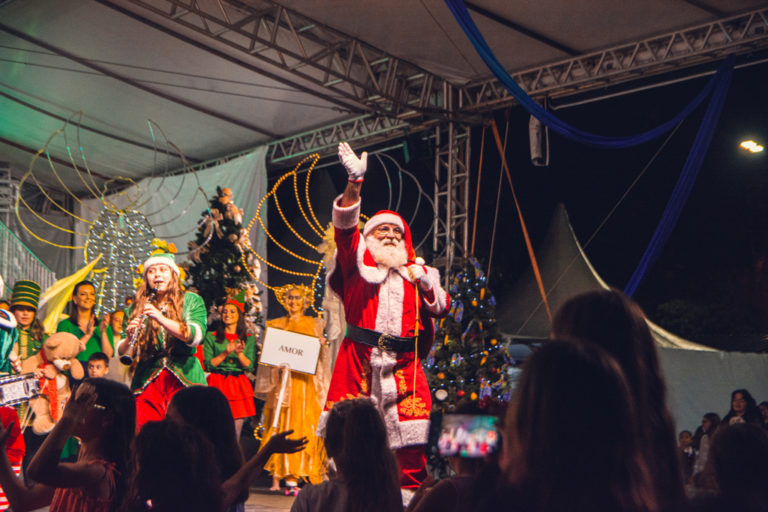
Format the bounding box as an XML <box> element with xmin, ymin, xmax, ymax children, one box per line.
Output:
<box><xmin>259</xmin><ymin>327</ymin><xmax>321</xmax><ymax>375</ymax></box>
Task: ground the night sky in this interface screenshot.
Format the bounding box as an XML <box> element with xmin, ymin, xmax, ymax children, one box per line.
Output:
<box><xmin>268</xmin><ymin>58</ymin><xmax>768</xmax><ymax>351</ymax></box>
<box><xmin>462</xmin><ymin>58</ymin><xmax>768</xmax><ymax>350</ymax></box>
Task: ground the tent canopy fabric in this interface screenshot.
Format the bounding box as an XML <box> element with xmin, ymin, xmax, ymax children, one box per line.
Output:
<box><xmin>496</xmin><ymin>203</ymin><xmax>768</xmax><ymax>431</ymax></box>
<box><xmin>1</xmin><ymin>0</ymin><xmax>765</xmax><ymax>192</ymax></box>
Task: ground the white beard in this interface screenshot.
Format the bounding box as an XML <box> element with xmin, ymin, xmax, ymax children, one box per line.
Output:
<box><xmin>365</xmin><ymin>234</ymin><xmax>408</xmax><ymax>269</ymax></box>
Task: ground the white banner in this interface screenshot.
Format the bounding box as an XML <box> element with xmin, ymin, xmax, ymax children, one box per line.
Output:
<box><xmin>259</xmin><ymin>326</ymin><xmax>321</xmax><ymax>375</ymax></box>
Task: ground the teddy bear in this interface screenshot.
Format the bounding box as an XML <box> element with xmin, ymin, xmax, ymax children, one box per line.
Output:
<box><xmin>20</xmin><ymin>332</ymin><xmax>84</xmax><ymax>434</ymax></box>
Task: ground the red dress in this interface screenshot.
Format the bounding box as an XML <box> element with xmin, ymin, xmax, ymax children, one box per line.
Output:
<box><xmin>0</xmin><ymin>407</ymin><xmax>23</xmax><ymax>511</ymax></box>
<box><xmin>204</xmin><ymin>332</ymin><xmax>256</xmax><ymax>419</ymax></box>
<box><xmin>49</xmin><ymin>460</ymin><xmax>117</xmax><ymax>512</ymax></box>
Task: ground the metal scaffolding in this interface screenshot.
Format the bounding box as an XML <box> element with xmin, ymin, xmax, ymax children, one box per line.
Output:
<box><xmin>99</xmin><ymin>0</ymin><xmax>451</xmax><ymax>120</ymax></box>
<box><xmin>101</xmin><ymin>0</ymin><xmax>768</xmax><ymax>272</ymax></box>
<box><xmin>432</xmin><ymin>85</ymin><xmax>471</xmax><ymax>272</ymax></box>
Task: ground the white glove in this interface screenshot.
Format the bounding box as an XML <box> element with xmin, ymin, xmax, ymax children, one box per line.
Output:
<box><xmin>408</xmin><ymin>265</ymin><xmax>433</xmax><ymax>293</ymax></box>
<box><xmin>338</xmin><ymin>142</ymin><xmax>367</xmax><ymax>182</ymax></box>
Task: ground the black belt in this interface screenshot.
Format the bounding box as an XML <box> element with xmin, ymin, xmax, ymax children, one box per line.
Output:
<box><xmin>345</xmin><ymin>324</ymin><xmax>416</xmax><ymax>352</ymax></box>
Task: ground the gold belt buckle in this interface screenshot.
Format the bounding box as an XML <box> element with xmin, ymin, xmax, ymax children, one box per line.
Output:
<box><xmin>377</xmin><ymin>333</ymin><xmax>391</xmax><ymax>350</ymax></box>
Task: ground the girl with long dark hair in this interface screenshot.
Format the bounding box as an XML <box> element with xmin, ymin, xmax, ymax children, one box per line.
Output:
<box><xmin>122</xmin><ymin>420</ymin><xmax>221</xmax><ymax>512</ymax></box>
<box><xmin>0</xmin><ymin>378</ymin><xmax>136</xmax><ymax>512</ymax></box>
<box><xmin>722</xmin><ymin>389</ymin><xmax>762</xmax><ymax>426</ymax></box>
<box><xmin>203</xmin><ymin>294</ymin><xmax>256</xmax><ymax>439</ymax></box>
<box><xmin>551</xmin><ymin>289</ymin><xmax>684</xmax><ymax>510</ymax></box>
<box><xmin>167</xmin><ymin>386</ymin><xmax>307</xmax><ymax>512</ymax></box>
<box><xmin>291</xmin><ymin>398</ymin><xmax>401</xmax><ymax>512</ymax></box>
<box><xmin>116</xmin><ymin>245</ymin><xmax>207</xmax><ymax>429</ymax></box>
<box><xmin>500</xmin><ymin>340</ymin><xmax>657</xmax><ymax>512</ymax></box>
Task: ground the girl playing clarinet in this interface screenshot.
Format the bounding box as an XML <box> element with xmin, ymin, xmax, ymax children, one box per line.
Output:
<box><xmin>117</xmin><ymin>241</ymin><xmax>207</xmax><ymax>430</ymax></box>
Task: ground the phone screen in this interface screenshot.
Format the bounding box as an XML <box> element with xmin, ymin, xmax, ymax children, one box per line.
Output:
<box><xmin>438</xmin><ymin>414</ymin><xmax>500</xmax><ymax>458</ymax></box>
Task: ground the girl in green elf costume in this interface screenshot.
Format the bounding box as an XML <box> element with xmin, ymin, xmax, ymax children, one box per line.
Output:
<box><xmin>117</xmin><ymin>240</ymin><xmax>207</xmax><ymax>430</ymax></box>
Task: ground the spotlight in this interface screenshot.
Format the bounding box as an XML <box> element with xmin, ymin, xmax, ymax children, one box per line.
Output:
<box><xmin>739</xmin><ymin>140</ymin><xmax>764</xmax><ymax>153</ymax></box>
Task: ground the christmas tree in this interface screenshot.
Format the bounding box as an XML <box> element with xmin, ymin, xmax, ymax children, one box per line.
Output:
<box><xmin>185</xmin><ymin>187</ymin><xmax>262</xmax><ymax>320</ymax></box>
<box><xmin>424</xmin><ymin>259</ymin><xmax>520</xmax><ymax>412</ymax></box>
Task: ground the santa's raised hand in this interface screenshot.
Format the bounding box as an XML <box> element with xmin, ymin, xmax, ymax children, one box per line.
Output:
<box><xmin>338</xmin><ymin>142</ymin><xmax>367</xmax><ymax>182</ymax></box>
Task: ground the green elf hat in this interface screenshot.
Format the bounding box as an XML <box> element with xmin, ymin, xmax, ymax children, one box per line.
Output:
<box><xmin>143</xmin><ymin>239</ymin><xmax>180</xmax><ymax>276</ymax></box>
<box><xmin>225</xmin><ymin>289</ymin><xmax>247</xmax><ymax>313</ymax></box>
<box><xmin>11</xmin><ymin>280</ymin><xmax>41</xmax><ymax>310</ymax></box>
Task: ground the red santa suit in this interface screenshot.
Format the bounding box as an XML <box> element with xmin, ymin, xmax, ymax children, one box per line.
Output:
<box><xmin>320</xmin><ymin>197</ymin><xmax>449</xmax><ymax>488</ymax></box>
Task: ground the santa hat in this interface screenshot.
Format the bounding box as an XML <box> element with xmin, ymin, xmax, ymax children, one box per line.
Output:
<box><xmin>362</xmin><ymin>210</ymin><xmax>415</xmax><ymax>261</ymax></box>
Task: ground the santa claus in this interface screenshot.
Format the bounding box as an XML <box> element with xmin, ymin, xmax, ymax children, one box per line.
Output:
<box><xmin>320</xmin><ymin>142</ymin><xmax>450</xmax><ymax>488</ymax></box>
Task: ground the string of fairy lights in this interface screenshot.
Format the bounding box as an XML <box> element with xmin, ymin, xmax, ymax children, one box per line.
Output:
<box><xmin>15</xmin><ymin>115</ymin><xmax>208</xmax><ymax>314</ymax></box>
<box><xmin>17</xmin><ymin>118</ymin><xmax>433</xmax><ymax>320</ymax></box>
<box><xmin>240</xmin><ymin>154</ymin><xmax>331</xmax><ymax>314</ymax></box>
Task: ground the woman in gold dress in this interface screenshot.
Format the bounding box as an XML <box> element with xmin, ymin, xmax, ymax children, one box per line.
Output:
<box><xmin>257</xmin><ymin>284</ymin><xmax>330</xmax><ymax>495</ymax></box>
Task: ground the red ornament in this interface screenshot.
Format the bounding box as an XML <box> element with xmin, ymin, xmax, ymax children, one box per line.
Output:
<box><xmin>457</xmin><ymin>389</ymin><xmax>466</xmax><ymax>397</ymax></box>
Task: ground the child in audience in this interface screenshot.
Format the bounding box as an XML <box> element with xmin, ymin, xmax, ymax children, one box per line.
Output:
<box><xmin>687</xmin><ymin>423</ymin><xmax>768</xmax><ymax>512</ymax></box>
<box><xmin>87</xmin><ymin>352</ymin><xmax>110</xmax><ymax>378</ymax></box>
<box><xmin>692</xmin><ymin>412</ymin><xmax>720</xmax><ymax>489</ymax></box>
<box><xmin>291</xmin><ymin>398</ymin><xmax>401</xmax><ymax>512</ymax></box>
<box><xmin>678</xmin><ymin>430</ymin><xmax>695</xmax><ymax>481</ymax></box>
<box><xmin>122</xmin><ymin>420</ymin><xmax>221</xmax><ymax>512</ymax></box>
<box><xmin>759</xmin><ymin>401</ymin><xmax>768</xmax><ymax>430</ymax></box>
<box><xmin>166</xmin><ymin>386</ymin><xmax>307</xmax><ymax>511</ymax></box>
<box><xmin>0</xmin><ymin>378</ymin><xmax>135</xmax><ymax>512</ymax></box>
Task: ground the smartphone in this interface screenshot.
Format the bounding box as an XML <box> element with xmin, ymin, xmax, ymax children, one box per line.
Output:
<box><xmin>438</xmin><ymin>414</ymin><xmax>500</xmax><ymax>458</ymax></box>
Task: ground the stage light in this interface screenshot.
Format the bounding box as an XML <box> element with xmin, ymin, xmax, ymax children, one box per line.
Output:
<box><xmin>739</xmin><ymin>140</ymin><xmax>764</xmax><ymax>153</ymax></box>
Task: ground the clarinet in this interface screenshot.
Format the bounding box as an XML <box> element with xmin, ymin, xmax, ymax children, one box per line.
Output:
<box><xmin>119</xmin><ymin>289</ymin><xmax>156</xmax><ymax>366</ymax></box>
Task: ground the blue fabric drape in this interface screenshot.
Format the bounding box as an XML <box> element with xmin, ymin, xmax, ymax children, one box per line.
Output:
<box><xmin>623</xmin><ymin>62</ymin><xmax>733</xmax><ymax>296</ymax></box>
<box><xmin>445</xmin><ymin>0</ymin><xmax>735</xmax><ymax>295</ymax></box>
<box><xmin>445</xmin><ymin>0</ymin><xmax>732</xmax><ymax>149</ymax></box>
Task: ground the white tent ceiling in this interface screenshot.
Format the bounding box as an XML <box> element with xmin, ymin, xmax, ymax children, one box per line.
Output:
<box><xmin>1</xmin><ymin>0</ymin><xmax>767</xmax><ymax>194</ymax></box>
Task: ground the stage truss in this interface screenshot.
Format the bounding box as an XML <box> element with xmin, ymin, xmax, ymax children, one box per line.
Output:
<box><xmin>99</xmin><ymin>0</ymin><xmax>768</xmax><ymax>272</ymax></box>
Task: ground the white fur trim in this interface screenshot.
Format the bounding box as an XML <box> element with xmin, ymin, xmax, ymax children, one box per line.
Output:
<box><xmin>187</xmin><ymin>322</ymin><xmax>203</xmax><ymax>347</ymax></box>
<box><xmin>332</xmin><ymin>195</ymin><xmax>360</xmax><ymax>229</ymax></box>
<box><xmin>0</xmin><ymin>309</ymin><xmax>17</xmax><ymax>329</ymax></box>
<box><xmin>375</xmin><ymin>273</ymin><xmax>405</xmax><ymax>337</ymax></box>
<box><xmin>316</xmin><ymin>410</ymin><xmax>329</xmax><ymax>437</ymax></box>
<box><xmin>317</xmin><ymin>346</ymin><xmax>430</xmax><ymax>449</ymax></box>
<box><xmin>369</xmin><ymin>347</ymin><xmax>403</xmax><ymax>447</ymax></box>
<box><xmin>143</xmin><ymin>256</ymin><xmax>179</xmax><ymax>276</ymax></box>
<box><xmin>396</xmin><ymin>419</ymin><xmax>431</xmax><ymax>447</ymax></box>
<box><xmin>421</xmin><ymin>266</ymin><xmax>449</xmax><ymax>315</ymax></box>
<box><xmin>363</xmin><ymin>213</ymin><xmax>404</xmax><ymax>237</ymax></box>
